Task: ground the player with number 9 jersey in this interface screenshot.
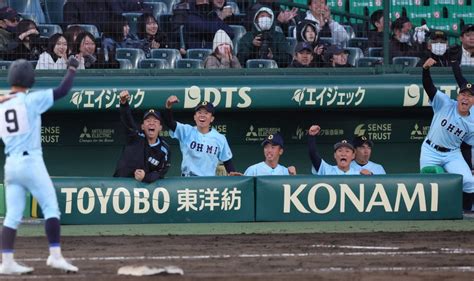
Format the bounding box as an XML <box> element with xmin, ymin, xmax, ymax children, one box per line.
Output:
<box><xmin>0</xmin><ymin>58</ymin><xmax>80</xmax><ymax>275</ymax></box>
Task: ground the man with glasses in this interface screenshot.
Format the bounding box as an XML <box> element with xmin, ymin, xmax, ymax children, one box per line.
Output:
<box><xmin>0</xmin><ymin>7</ymin><xmax>20</xmax><ymax>52</ymax></box>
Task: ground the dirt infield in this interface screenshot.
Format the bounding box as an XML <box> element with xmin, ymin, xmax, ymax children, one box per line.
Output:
<box><xmin>2</xmin><ymin>231</ymin><xmax>474</xmax><ymax>280</ymax></box>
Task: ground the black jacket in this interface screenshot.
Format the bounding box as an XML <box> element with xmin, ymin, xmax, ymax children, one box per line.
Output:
<box><xmin>418</xmin><ymin>50</ymin><xmax>452</xmax><ymax>67</ymax></box>
<box><xmin>389</xmin><ymin>36</ymin><xmax>422</xmax><ymax>60</ymax></box>
<box><xmin>114</xmin><ymin>103</ymin><xmax>171</xmax><ymax>183</ymax></box>
<box><xmin>63</xmin><ymin>0</ymin><xmax>149</xmax><ymax>33</ymax></box>
<box><xmin>368</xmin><ymin>30</ymin><xmax>383</xmax><ymax>48</ymax></box>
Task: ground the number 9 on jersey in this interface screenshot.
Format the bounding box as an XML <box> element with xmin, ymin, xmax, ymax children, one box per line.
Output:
<box><xmin>0</xmin><ymin>103</ymin><xmax>29</xmax><ymax>138</ymax></box>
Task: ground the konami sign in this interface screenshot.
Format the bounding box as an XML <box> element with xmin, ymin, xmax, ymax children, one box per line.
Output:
<box><xmin>283</xmin><ymin>183</ymin><xmax>439</xmax><ymax>214</ymax></box>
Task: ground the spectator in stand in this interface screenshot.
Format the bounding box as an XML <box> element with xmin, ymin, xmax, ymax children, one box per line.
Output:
<box><xmin>288</xmin><ymin>42</ymin><xmax>316</xmax><ymax>67</ymax></box>
<box><xmin>419</xmin><ymin>30</ymin><xmax>451</xmax><ymax>67</ymax></box>
<box><xmin>305</xmin><ymin>0</ymin><xmax>348</xmax><ymax>46</ymax></box>
<box><xmin>102</xmin><ymin>15</ymin><xmax>138</xmax><ymax>62</ymax></box>
<box><xmin>36</xmin><ymin>33</ymin><xmax>85</xmax><ymax>70</ymax></box>
<box><xmin>63</xmin><ymin>25</ymin><xmax>84</xmax><ymax>56</ymax></box>
<box><xmin>136</xmin><ymin>13</ymin><xmax>169</xmax><ymax>58</ymax></box>
<box><xmin>72</xmin><ymin>31</ymin><xmax>119</xmax><ymax>69</ymax></box>
<box><xmin>368</xmin><ymin>9</ymin><xmax>383</xmax><ymax>48</ymax></box>
<box><xmin>237</xmin><ymin>7</ymin><xmax>291</xmax><ymax>67</ymax></box>
<box><xmin>0</xmin><ymin>7</ymin><xmax>20</xmax><ymax>52</ymax></box>
<box><xmin>389</xmin><ymin>16</ymin><xmax>422</xmax><ymax>60</ymax></box>
<box><xmin>296</xmin><ymin>19</ymin><xmax>324</xmax><ymax>67</ymax></box>
<box><xmin>181</xmin><ymin>0</ymin><xmax>234</xmax><ymax>50</ymax></box>
<box><xmin>323</xmin><ymin>45</ymin><xmax>351</xmax><ymax>67</ymax></box>
<box><xmin>212</xmin><ymin>0</ymin><xmax>239</xmax><ymax>25</ymax></box>
<box><xmin>63</xmin><ymin>0</ymin><xmax>150</xmax><ymax>35</ymax></box>
<box><xmin>3</xmin><ymin>19</ymin><xmax>45</xmax><ymax>61</ymax></box>
<box><xmin>447</xmin><ymin>24</ymin><xmax>474</xmax><ymax>66</ymax></box>
<box><xmin>204</xmin><ymin>29</ymin><xmax>241</xmax><ymax>68</ymax></box>
<box><xmin>244</xmin><ymin>0</ymin><xmax>298</xmax><ymax>34</ymax></box>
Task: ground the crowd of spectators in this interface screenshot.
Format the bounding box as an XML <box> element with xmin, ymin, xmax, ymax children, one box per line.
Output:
<box><xmin>0</xmin><ymin>0</ymin><xmax>472</xmax><ymax>69</ymax></box>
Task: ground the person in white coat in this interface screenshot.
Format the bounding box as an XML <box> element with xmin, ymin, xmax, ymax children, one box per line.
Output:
<box><xmin>204</xmin><ymin>29</ymin><xmax>241</xmax><ymax>69</ymax></box>
<box><xmin>36</xmin><ymin>33</ymin><xmax>85</xmax><ymax>70</ymax></box>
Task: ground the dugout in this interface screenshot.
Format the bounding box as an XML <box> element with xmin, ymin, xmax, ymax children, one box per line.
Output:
<box><xmin>0</xmin><ymin>66</ymin><xmax>472</xmax><ymax>179</ymax></box>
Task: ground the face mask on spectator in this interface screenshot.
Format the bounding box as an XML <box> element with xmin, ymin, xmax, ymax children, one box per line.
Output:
<box><xmin>258</xmin><ymin>17</ymin><xmax>272</xmax><ymax>31</ymax></box>
<box><xmin>431</xmin><ymin>42</ymin><xmax>447</xmax><ymax>56</ymax></box>
<box><xmin>399</xmin><ymin>32</ymin><xmax>411</xmax><ymax>43</ymax></box>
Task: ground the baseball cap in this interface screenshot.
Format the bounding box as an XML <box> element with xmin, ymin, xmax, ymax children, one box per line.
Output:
<box><xmin>261</xmin><ymin>133</ymin><xmax>284</xmax><ymax>148</ymax></box>
<box><xmin>461</xmin><ymin>24</ymin><xmax>474</xmax><ymax>36</ymax></box>
<box><xmin>324</xmin><ymin>45</ymin><xmax>348</xmax><ymax>62</ymax></box>
<box><xmin>459</xmin><ymin>82</ymin><xmax>474</xmax><ymax>96</ymax></box>
<box><xmin>295</xmin><ymin>42</ymin><xmax>313</xmax><ymax>53</ymax></box>
<box><xmin>352</xmin><ymin>135</ymin><xmax>374</xmax><ymax>148</ymax></box>
<box><xmin>143</xmin><ymin>109</ymin><xmax>162</xmax><ymax>121</ymax></box>
<box><xmin>334</xmin><ymin>139</ymin><xmax>354</xmax><ymax>151</ymax></box>
<box><xmin>429</xmin><ymin>30</ymin><xmax>447</xmax><ymax>41</ymax></box>
<box><xmin>194</xmin><ymin>101</ymin><xmax>215</xmax><ymax>114</ymax></box>
<box><xmin>0</xmin><ymin>7</ymin><xmax>19</xmax><ymax>21</ymax></box>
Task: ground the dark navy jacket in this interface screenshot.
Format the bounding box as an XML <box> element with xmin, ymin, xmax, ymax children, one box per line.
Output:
<box><xmin>113</xmin><ymin>103</ymin><xmax>171</xmax><ymax>183</ymax></box>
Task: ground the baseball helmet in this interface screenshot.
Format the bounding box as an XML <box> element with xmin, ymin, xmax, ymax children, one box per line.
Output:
<box><xmin>8</xmin><ymin>59</ymin><xmax>35</xmax><ymax>88</ymax></box>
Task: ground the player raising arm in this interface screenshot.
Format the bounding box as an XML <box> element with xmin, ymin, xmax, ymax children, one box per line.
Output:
<box><xmin>0</xmin><ymin>58</ymin><xmax>80</xmax><ymax>274</ymax></box>
<box><xmin>308</xmin><ymin>125</ymin><xmax>372</xmax><ymax>175</ymax></box>
<box><xmin>421</xmin><ymin>58</ymin><xmax>474</xmax><ymax>212</ymax></box>
<box><xmin>163</xmin><ymin>95</ymin><xmax>240</xmax><ymax>176</ymax></box>
<box><xmin>113</xmin><ymin>90</ymin><xmax>171</xmax><ymax>183</ymax></box>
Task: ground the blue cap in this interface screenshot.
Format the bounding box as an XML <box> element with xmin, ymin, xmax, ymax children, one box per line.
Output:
<box><xmin>143</xmin><ymin>109</ymin><xmax>162</xmax><ymax>121</ymax></box>
<box><xmin>194</xmin><ymin>101</ymin><xmax>215</xmax><ymax>114</ymax></box>
<box><xmin>261</xmin><ymin>133</ymin><xmax>284</xmax><ymax>148</ymax></box>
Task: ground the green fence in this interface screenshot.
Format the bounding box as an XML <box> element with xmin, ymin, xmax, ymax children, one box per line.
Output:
<box><xmin>20</xmin><ymin>174</ymin><xmax>464</xmax><ymax>224</ymax></box>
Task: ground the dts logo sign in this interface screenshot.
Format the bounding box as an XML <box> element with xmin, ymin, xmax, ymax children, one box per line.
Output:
<box><xmin>403</xmin><ymin>84</ymin><xmax>458</xmax><ymax>107</ymax></box>
<box><xmin>184</xmin><ymin>86</ymin><xmax>252</xmax><ymax>109</ymax></box>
